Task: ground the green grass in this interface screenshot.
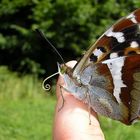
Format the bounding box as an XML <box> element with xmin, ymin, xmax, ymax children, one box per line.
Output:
<box><xmin>0</xmin><ymin>66</ymin><xmax>140</xmax><ymax>140</ymax></box>
<box><xmin>100</xmin><ymin>117</ymin><xmax>140</xmax><ymax>140</ymax></box>
<box><xmin>0</xmin><ymin>98</ymin><xmax>56</xmax><ymax>140</ymax></box>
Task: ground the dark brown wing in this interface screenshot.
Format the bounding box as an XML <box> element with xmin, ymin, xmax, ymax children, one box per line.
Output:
<box><xmin>122</xmin><ymin>55</ymin><xmax>140</xmax><ymax>123</ymax></box>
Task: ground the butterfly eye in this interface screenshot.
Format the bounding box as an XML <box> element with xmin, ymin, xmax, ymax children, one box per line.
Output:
<box><xmin>59</xmin><ymin>64</ymin><xmax>68</xmax><ymax>74</ymax></box>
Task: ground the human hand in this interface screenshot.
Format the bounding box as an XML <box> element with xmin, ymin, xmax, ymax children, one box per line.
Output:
<box><xmin>53</xmin><ymin>61</ymin><xmax>105</xmax><ymax>140</ymax></box>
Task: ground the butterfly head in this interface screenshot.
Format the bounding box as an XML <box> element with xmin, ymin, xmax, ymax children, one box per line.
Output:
<box><xmin>57</xmin><ymin>62</ymin><xmax>71</xmax><ymax>75</ymax></box>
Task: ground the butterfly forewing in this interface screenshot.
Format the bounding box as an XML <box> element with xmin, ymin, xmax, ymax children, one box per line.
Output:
<box><xmin>73</xmin><ymin>9</ymin><xmax>140</xmax><ymax>77</ymax></box>
<box><xmin>113</xmin><ymin>9</ymin><xmax>140</xmax><ymax>31</ymax></box>
<box><xmin>91</xmin><ymin>9</ymin><xmax>140</xmax><ymax>62</ymax></box>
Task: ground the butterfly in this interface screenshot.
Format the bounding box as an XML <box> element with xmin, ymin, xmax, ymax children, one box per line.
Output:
<box><xmin>42</xmin><ymin>9</ymin><xmax>140</xmax><ymax>125</ymax></box>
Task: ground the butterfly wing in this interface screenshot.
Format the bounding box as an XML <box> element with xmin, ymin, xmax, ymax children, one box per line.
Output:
<box><xmin>73</xmin><ymin>9</ymin><xmax>140</xmax><ymax>77</ymax></box>
<box><xmin>71</xmin><ymin>9</ymin><xmax>140</xmax><ymax>124</ymax></box>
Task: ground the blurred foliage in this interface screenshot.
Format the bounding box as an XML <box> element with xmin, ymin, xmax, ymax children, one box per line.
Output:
<box><xmin>0</xmin><ymin>0</ymin><xmax>140</xmax><ymax>76</ymax></box>
<box><xmin>0</xmin><ymin>66</ymin><xmax>52</xmax><ymax>100</ymax></box>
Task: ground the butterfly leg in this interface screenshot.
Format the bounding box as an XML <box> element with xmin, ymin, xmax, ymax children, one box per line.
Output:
<box><xmin>58</xmin><ymin>84</ymin><xmax>65</xmax><ymax>112</ymax></box>
<box><xmin>85</xmin><ymin>89</ymin><xmax>92</xmax><ymax>125</ymax></box>
<box><xmin>86</xmin><ymin>75</ymin><xmax>95</xmax><ymax>125</ymax></box>
<box><xmin>58</xmin><ymin>85</ymin><xmax>71</xmax><ymax>112</ymax></box>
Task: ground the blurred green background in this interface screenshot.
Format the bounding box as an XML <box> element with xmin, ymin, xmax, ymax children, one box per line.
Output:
<box><xmin>0</xmin><ymin>0</ymin><xmax>140</xmax><ymax>139</ymax></box>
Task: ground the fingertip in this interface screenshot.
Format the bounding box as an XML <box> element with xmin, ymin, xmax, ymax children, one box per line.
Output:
<box><xmin>66</xmin><ymin>60</ymin><xmax>77</xmax><ymax>68</ymax></box>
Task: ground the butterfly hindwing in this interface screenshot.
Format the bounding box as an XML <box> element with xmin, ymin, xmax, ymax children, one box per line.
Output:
<box><xmin>79</xmin><ymin>54</ymin><xmax>140</xmax><ymax>124</ymax></box>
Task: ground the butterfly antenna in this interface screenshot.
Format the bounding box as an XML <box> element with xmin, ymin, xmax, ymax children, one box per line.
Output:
<box><xmin>35</xmin><ymin>29</ymin><xmax>65</xmax><ymax>91</ymax></box>
<box><xmin>35</xmin><ymin>29</ymin><xmax>65</xmax><ymax>64</ymax></box>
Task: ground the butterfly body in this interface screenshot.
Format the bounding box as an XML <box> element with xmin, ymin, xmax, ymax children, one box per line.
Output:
<box><xmin>58</xmin><ymin>9</ymin><xmax>140</xmax><ymax>125</ymax></box>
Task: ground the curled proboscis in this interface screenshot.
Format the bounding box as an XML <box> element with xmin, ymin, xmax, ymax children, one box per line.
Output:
<box><xmin>42</xmin><ymin>72</ymin><xmax>59</xmax><ymax>91</ymax></box>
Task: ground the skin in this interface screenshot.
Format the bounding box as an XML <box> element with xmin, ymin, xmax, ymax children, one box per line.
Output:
<box><xmin>53</xmin><ymin>61</ymin><xmax>105</xmax><ymax>140</ymax></box>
